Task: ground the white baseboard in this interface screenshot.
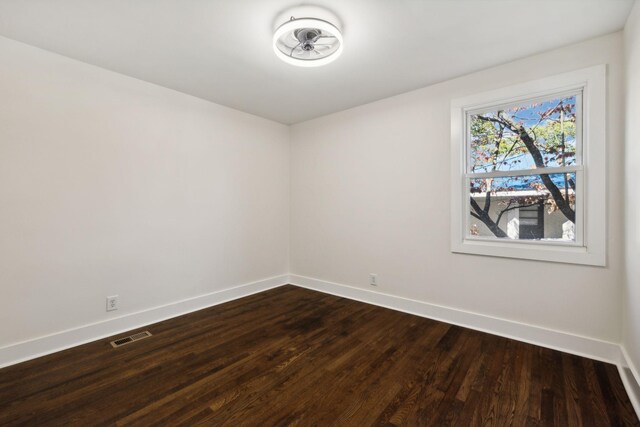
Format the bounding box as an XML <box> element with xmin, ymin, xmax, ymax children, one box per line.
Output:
<box><xmin>620</xmin><ymin>346</ymin><xmax>640</xmax><ymax>416</ymax></box>
<box><xmin>0</xmin><ymin>275</ymin><xmax>289</xmax><ymax>369</ymax></box>
<box><xmin>3</xmin><ymin>272</ymin><xmax>638</xmax><ymax>418</ymax></box>
<box><xmin>290</xmin><ymin>275</ymin><xmax>640</xmax><ymax>417</ymax></box>
<box><xmin>289</xmin><ymin>274</ymin><xmax>622</xmax><ymax>364</ymax></box>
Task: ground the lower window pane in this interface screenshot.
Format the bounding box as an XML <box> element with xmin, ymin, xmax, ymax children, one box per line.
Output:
<box><xmin>468</xmin><ymin>173</ymin><xmax>576</xmax><ymax>242</ymax></box>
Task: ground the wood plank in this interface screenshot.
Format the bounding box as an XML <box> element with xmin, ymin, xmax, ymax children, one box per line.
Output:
<box><xmin>0</xmin><ymin>285</ymin><xmax>637</xmax><ymax>426</ymax></box>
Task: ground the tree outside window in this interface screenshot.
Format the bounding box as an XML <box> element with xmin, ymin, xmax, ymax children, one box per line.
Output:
<box><xmin>466</xmin><ymin>93</ymin><xmax>581</xmax><ymax>243</ymax></box>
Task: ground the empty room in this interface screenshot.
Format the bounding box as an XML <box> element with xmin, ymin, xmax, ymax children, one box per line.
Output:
<box><xmin>2</xmin><ymin>0</ymin><xmax>640</xmax><ymax>425</ymax></box>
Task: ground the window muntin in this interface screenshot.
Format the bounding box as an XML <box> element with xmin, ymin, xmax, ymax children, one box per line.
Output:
<box><xmin>464</xmin><ymin>92</ymin><xmax>582</xmax><ymax>244</ymax></box>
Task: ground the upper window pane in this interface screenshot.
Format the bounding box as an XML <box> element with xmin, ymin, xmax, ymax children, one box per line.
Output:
<box><xmin>469</xmin><ymin>95</ymin><xmax>579</xmax><ymax>173</ymax></box>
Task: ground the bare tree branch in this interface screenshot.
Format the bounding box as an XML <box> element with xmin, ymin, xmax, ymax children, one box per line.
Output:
<box><xmin>476</xmin><ymin>113</ymin><xmax>576</xmax><ymax>223</ymax></box>
<box><xmin>495</xmin><ymin>200</ymin><xmax>514</xmax><ymax>226</ymax></box>
<box><xmin>496</xmin><ymin>199</ymin><xmax>544</xmax><ymax>225</ymax></box>
<box><xmin>470</xmin><ymin>197</ymin><xmax>508</xmax><ymax>238</ymax></box>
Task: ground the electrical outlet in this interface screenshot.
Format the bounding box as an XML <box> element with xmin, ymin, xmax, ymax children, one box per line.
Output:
<box><xmin>106</xmin><ymin>295</ymin><xmax>119</xmax><ymax>312</ymax></box>
<box><xmin>369</xmin><ymin>274</ymin><xmax>378</xmax><ymax>286</ymax></box>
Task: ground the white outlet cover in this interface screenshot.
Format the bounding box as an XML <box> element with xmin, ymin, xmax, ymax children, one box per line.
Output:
<box><xmin>106</xmin><ymin>295</ymin><xmax>119</xmax><ymax>311</ymax></box>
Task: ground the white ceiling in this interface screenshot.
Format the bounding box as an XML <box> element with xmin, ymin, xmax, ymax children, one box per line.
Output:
<box><xmin>0</xmin><ymin>0</ymin><xmax>634</xmax><ymax>124</ymax></box>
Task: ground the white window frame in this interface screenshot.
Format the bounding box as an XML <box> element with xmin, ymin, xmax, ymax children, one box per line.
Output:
<box><xmin>450</xmin><ymin>65</ymin><xmax>606</xmax><ymax>266</ymax></box>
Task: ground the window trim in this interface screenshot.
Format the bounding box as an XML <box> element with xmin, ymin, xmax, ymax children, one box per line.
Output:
<box><xmin>450</xmin><ymin>65</ymin><xmax>606</xmax><ymax>266</ymax></box>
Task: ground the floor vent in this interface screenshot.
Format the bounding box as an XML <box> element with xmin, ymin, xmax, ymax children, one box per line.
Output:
<box><xmin>110</xmin><ymin>331</ymin><xmax>152</xmax><ymax>348</ymax></box>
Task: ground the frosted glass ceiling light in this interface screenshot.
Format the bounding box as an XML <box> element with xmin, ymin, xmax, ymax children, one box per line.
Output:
<box><xmin>273</xmin><ymin>15</ymin><xmax>343</xmax><ymax>67</ymax></box>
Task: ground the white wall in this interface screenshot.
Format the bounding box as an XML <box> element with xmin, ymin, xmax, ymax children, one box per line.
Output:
<box><xmin>290</xmin><ymin>33</ymin><xmax>625</xmax><ymax>342</ymax></box>
<box><xmin>0</xmin><ymin>27</ymin><xmax>631</xmax><ymax>363</ymax></box>
<box><xmin>624</xmin><ymin>0</ymin><xmax>640</xmax><ymax>381</ymax></box>
<box><xmin>0</xmin><ymin>36</ymin><xmax>290</xmax><ymax>348</ymax></box>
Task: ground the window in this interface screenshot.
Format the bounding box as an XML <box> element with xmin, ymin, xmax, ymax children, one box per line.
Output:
<box><xmin>467</xmin><ymin>93</ymin><xmax>581</xmax><ymax>244</ymax></box>
<box><xmin>450</xmin><ymin>66</ymin><xmax>606</xmax><ymax>266</ymax></box>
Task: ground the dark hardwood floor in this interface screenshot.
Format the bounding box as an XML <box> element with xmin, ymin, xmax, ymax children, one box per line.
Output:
<box><xmin>0</xmin><ymin>285</ymin><xmax>637</xmax><ymax>426</ymax></box>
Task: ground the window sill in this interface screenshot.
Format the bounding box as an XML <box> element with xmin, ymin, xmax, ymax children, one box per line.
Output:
<box><xmin>451</xmin><ymin>238</ymin><xmax>605</xmax><ymax>266</ymax></box>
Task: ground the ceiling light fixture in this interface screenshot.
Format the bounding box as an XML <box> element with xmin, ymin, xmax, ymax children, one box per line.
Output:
<box><xmin>273</xmin><ymin>13</ymin><xmax>343</xmax><ymax>67</ymax></box>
